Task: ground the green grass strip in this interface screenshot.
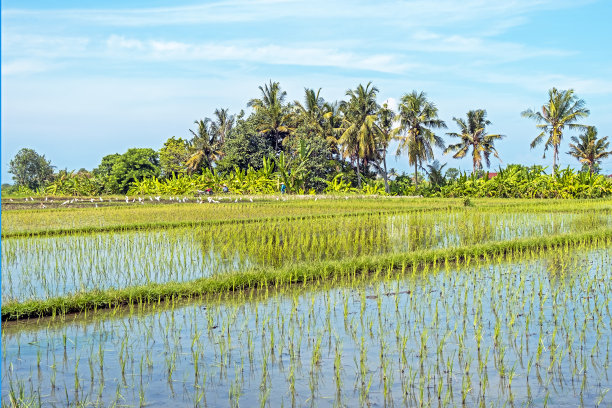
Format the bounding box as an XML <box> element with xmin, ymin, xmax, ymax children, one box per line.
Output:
<box><xmin>1</xmin><ymin>206</ymin><xmax>454</xmax><ymax>239</ymax></box>
<box><xmin>2</xmin><ymin>228</ymin><xmax>611</xmax><ymax>321</ymax></box>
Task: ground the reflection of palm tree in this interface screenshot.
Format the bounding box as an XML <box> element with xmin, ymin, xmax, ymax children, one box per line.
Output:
<box><xmin>395</xmin><ymin>91</ymin><xmax>446</xmax><ymax>186</ymax></box>
<box><xmin>445</xmin><ymin>109</ymin><xmax>503</xmax><ymax>174</ymax></box>
<box><xmin>338</xmin><ymin>82</ymin><xmax>380</xmax><ymax>188</ymax></box>
<box><xmin>247</xmin><ymin>81</ymin><xmax>294</xmax><ymax>152</ymax></box>
<box><xmin>186</xmin><ymin>119</ymin><xmax>223</xmax><ymax>173</ymax></box>
<box><xmin>522</xmin><ymin>88</ymin><xmax>589</xmax><ymax>174</ymax></box>
<box><xmin>567</xmin><ymin>126</ymin><xmax>611</xmax><ymax>174</ymax></box>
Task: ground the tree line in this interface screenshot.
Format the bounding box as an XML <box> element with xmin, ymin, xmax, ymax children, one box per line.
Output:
<box><xmin>5</xmin><ymin>82</ymin><xmax>612</xmax><ymax>196</ymax></box>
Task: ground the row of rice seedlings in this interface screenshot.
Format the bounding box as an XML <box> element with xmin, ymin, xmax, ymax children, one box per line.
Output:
<box><xmin>1</xmin><ymin>197</ymin><xmax>464</xmax><ymax>236</ymax></box>
<box><xmin>3</xmin><ymin>208</ymin><xmax>610</xmax><ymax>303</ymax></box>
<box><xmin>4</xmin><ymin>197</ymin><xmax>611</xmax><ymax>237</ymax></box>
<box><xmin>2</xmin><ymin>244</ymin><xmax>610</xmax><ymax>406</ymax></box>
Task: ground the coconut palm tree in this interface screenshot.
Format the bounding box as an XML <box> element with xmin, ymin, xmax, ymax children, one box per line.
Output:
<box><xmin>424</xmin><ymin>160</ymin><xmax>447</xmax><ymax>188</ymax></box>
<box><xmin>186</xmin><ymin>119</ymin><xmax>223</xmax><ymax>173</ymax></box>
<box><xmin>521</xmin><ymin>87</ymin><xmax>589</xmax><ymax>174</ymax></box>
<box><xmin>322</xmin><ymin>101</ymin><xmax>343</xmax><ymax>160</ymax></box>
<box><xmin>338</xmin><ymin>82</ymin><xmax>380</xmax><ymax>188</ymax></box>
<box><xmin>295</xmin><ymin>88</ymin><xmax>325</xmax><ymax>133</ymax></box>
<box><xmin>374</xmin><ymin>103</ymin><xmax>396</xmax><ymax>193</ymax></box>
<box><xmin>395</xmin><ymin>91</ymin><xmax>446</xmax><ymax>186</ymax></box>
<box><xmin>209</xmin><ymin>108</ymin><xmax>234</xmax><ymax>146</ymax></box>
<box><xmin>247</xmin><ymin>80</ymin><xmax>294</xmax><ymax>152</ymax></box>
<box><xmin>567</xmin><ymin>126</ymin><xmax>612</xmax><ymax>174</ymax></box>
<box><xmin>444</xmin><ymin>109</ymin><xmax>504</xmax><ymax>174</ymax></box>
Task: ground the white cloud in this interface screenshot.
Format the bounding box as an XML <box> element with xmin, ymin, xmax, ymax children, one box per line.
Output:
<box><xmin>477</xmin><ymin>72</ymin><xmax>612</xmax><ymax>95</ymax></box>
<box><xmin>2</xmin><ymin>0</ymin><xmax>592</xmax><ymax>28</ymax></box>
<box><xmin>103</xmin><ymin>37</ymin><xmax>414</xmax><ymax>74</ymax></box>
<box><xmin>106</xmin><ymin>35</ymin><xmax>144</xmax><ymax>50</ymax></box>
<box><xmin>1</xmin><ymin>59</ymin><xmax>53</xmax><ymax>75</ymax></box>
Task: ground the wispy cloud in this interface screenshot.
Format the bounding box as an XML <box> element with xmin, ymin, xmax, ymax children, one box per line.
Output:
<box><xmin>400</xmin><ymin>31</ymin><xmax>572</xmax><ymax>62</ymax></box>
<box><xmin>1</xmin><ymin>34</ymin><xmax>90</xmax><ymax>58</ymax></box>
<box><xmin>1</xmin><ymin>59</ymin><xmax>56</xmax><ymax>75</ymax></box>
<box><xmin>476</xmin><ymin>72</ymin><xmax>612</xmax><ymax>95</ymax></box>
<box><xmin>105</xmin><ymin>36</ymin><xmax>414</xmax><ymax>74</ymax></box>
<box><xmin>2</xmin><ymin>0</ymin><xmax>591</xmax><ymax>28</ymax></box>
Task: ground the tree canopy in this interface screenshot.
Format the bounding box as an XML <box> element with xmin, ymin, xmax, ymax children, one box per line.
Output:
<box><xmin>8</xmin><ymin>148</ymin><xmax>55</xmax><ymax>191</ymax></box>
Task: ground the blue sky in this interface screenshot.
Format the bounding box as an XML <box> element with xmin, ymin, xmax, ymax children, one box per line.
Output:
<box><xmin>2</xmin><ymin>0</ymin><xmax>612</xmax><ymax>182</ymax></box>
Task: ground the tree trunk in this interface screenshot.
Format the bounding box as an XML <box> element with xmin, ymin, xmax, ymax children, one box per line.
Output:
<box><xmin>414</xmin><ymin>161</ymin><xmax>418</xmax><ymax>187</ymax></box>
<box><xmin>553</xmin><ymin>144</ymin><xmax>558</xmax><ymax>176</ymax></box>
<box><xmin>382</xmin><ymin>151</ymin><xmax>389</xmax><ymax>194</ymax></box>
<box><xmin>356</xmin><ymin>155</ymin><xmax>362</xmax><ymax>188</ymax></box>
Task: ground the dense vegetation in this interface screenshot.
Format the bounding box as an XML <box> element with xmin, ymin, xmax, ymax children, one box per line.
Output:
<box><xmin>4</xmin><ymin>84</ymin><xmax>612</xmax><ymax>198</ymax></box>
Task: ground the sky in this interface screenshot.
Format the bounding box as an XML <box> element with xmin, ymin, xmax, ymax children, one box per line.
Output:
<box><xmin>2</xmin><ymin>0</ymin><xmax>612</xmax><ymax>182</ymax></box>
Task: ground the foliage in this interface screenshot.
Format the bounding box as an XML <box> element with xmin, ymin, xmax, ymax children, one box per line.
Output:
<box><xmin>248</xmin><ymin>81</ymin><xmax>294</xmax><ymax>152</ymax></box>
<box><xmin>283</xmin><ymin>128</ymin><xmax>335</xmax><ymax>192</ymax></box>
<box><xmin>159</xmin><ymin>137</ymin><xmax>190</xmax><ymax>177</ymax></box>
<box><xmin>45</xmin><ymin>170</ymin><xmax>105</xmax><ymax>196</ymax></box>
<box><xmin>8</xmin><ymin>148</ymin><xmax>55</xmax><ymax>191</ymax></box>
<box><xmin>186</xmin><ymin>119</ymin><xmax>223</xmax><ymax>173</ymax></box>
<box><xmin>445</xmin><ymin>109</ymin><xmax>503</xmax><ymax>173</ymax></box>
<box><xmin>395</xmin><ymin>91</ymin><xmax>446</xmax><ymax>185</ymax></box>
<box><xmin>96</xmin><ymin>148</ymin><xmax>160</xmax><ymax>194</ymax></box>
<box><xmin>522</xmin><ymin>87</ymin><xmax>589</xmax><ymax>172</ymax></box>
<box><xmin>567</xmin><ymin>126</ymin><xmax>611</xmax><ymax>174</ymax></box>
<box><xmin>338</xmin><ymin>82</ymin><xmax>380</xmax><ymax>187</ymax></box>
<box><xmin>438</xmin><ymin>165</ymin><xmax>612</xmax><ymax>198</ymax></box>
<box><xmin>424</xmin><ymin>160</ymin><xmax>447</xmax><ymax>190</ymax></box>
<box><xmin>215</xmin><ymin>112</ymin><xmax>275</xmax><ymax>173</ymax></box>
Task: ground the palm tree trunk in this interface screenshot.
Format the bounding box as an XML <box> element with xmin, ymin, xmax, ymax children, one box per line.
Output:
<box><xmin>553</xmin><ymin>144</ymin><xmax>558</xmax><ymax>176</ymax></box>
<box><xmin>414</xmin><ymin>161</ymin><xmax>418</xmax><ymax>187</ymax></box>
<box><xmin>356</xmin><ymin>155</ymin><xmax>362</xmax><ymax>188</ymax></box>
<box><xmin>382</xmin><ymin>151</ymin><xmax>389</xmax><ymax>194</ymax></box>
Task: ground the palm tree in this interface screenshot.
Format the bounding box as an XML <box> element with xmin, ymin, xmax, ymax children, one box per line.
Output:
<box><xmin>567</xmin><ymin>126</ymin><xmax>612</xmax><ymax>174</ymax></box>
<box><xmin>521</xmin><ymin>87</ymin><xmax>589</xmax><ymax>174</ymax></box>
<box><xmin>395</xmin><ymin>91</ymin><xmax>446</xmax><ymax>186</ymax></box>
<box><xmin>295</xmin><ymin>88</ymin><xmax>325</xmax><ymax>133</ymax></box>
<box><xmin>338</xmin><ymin>82</ymin><xmax>380</xmax><ymax>188</ymax></box>
<box><xmin>322</xmin><ymin>101</ymin><xmax>343</xmax><ymax>160</ymax></box>
<box><xmin>424</xmin><ymin>160</ymin><xmax>447</xmax><ymax>188</ymax></box>
<box><xmin>375</xmin><ymin>103</ymin><xmax>396</xmax><ymax>193</ymax></box>
<box><xmin>247</xmin><ymin>80</ymin><xmax>294</xmax><ymax>152</ymax></box>
<box><xmin>209</xmin><ymin>108</ymin><xmax>234</xmax><ymax>146</ymax></box>
<box><xmin>186</xmin><ymin>119</ymin><xmax>223</xmax><ymax>173</ymax></box>
<box><xmin>444</xmin><ymin>109</ymin><xmax>504</xmax><ymax>173</ymax></box>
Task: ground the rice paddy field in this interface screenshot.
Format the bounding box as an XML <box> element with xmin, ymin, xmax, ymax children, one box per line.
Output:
<box><xmin>1</xmin><ymin>196</ymin><xmax>611</xmax><ymax>407</ymax></box>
